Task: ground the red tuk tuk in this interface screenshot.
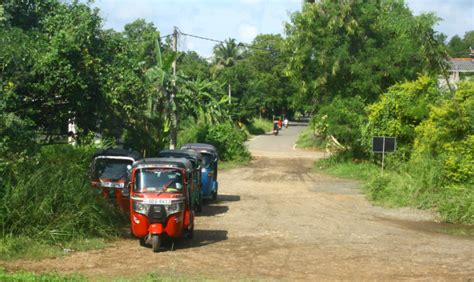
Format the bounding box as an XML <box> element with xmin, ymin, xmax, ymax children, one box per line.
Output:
<box><xmin>129</xmin><ymin>158</ymin><xmax>195</xmax><ymax>252</ymax></box>
<box><xmin>89</xmin><ymin>148</ymin><xmax>141</xmax><ymax>211</ymax></box>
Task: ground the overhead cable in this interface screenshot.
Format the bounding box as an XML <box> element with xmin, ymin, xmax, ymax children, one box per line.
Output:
<box><xmin>178</xmin><ymin>30</ymin><xmax>273</xmax><ymax>53</ymax></box>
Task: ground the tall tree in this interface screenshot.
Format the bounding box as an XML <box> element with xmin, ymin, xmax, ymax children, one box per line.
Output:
<box><xmin>285</xmin><ymin>0</ymin><xmax>443</xmax><ymax>112</ymax></box>
<box><xmin>447</xmin><ymin>35</ymin><xmax>467</xmax><ymax>57</ymax></box>
<box><xmin>212</xmin><ymin>38</ymin><xmax>243</xmax><ymax>74</ymax></box>
<box><xmin>1</xmin><ymin>0</ymin><xmax>106</xmax><ymax>141</ymax></box>
<box><xmin>447</xmin><ymin>31</ymin><xmax>474</xmax><ymax>58</ymax></box>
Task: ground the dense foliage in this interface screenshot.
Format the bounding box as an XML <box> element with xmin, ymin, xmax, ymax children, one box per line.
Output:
<box><xmin>313</xmin><ymin>96</ymin><xmax>366</xmax><ymax>154</ymax></box>
<box><xmin>0</xmin><ymin>145</ymin><xmax>125</xmax><ymax>243</ymax></box>
<box><xmin>446</xmin><ymin>31</ymin><xmax>474</xmax><ymax>58</ymax></box>
<box><xmin>285</xmin><ymin>0</ymin><xmax>442</xmax><ymax>112</ymax></box>
<box><xmin>414</xmin><ymin>82</ymin><xmax>474</xmax><ymax>183</ymax></box>
<box><xmin>363</xmin><ymin>76</ymin><xmax>441</xmax><ymax>159</ymax></box>
<box><xmin>287</xmin><ymin>1</ymin><xmax>472</xmax><ymax>223</ymax></box>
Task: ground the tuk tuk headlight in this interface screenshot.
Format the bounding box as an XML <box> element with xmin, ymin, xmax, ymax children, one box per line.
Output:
<box><xmin>132</xmin><ymin>201</ymin><xmax>149</xmax><ymax>215</ymax></box>
<box><xmin>165</xmin><ymin>201</ymin><xmax>183</xmax><ymax>215</ymax></box>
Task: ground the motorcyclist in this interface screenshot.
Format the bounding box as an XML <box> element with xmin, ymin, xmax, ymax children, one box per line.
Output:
<box><xmin>273</xmin><ymin>121</ymin><xmax>279</xmax><ymax>135</ymax></box>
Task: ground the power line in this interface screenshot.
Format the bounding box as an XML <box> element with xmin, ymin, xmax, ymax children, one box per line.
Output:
<box><xmin>160</xmin><ymin>33</ymin><xmax>172</xmax><ymax>39</ymax></box>
<box><xmin>178</xmin><ymin>29</ymin><xmax>274</xmax><ymax>53</ymax></box>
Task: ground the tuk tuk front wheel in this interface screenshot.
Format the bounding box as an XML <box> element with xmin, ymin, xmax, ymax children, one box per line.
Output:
<box><xmin>212</xmin><ymin>189</ymin><xmax>218</xmax><ymax>201</ymax></box>
<box><xmin>139</xmin><ymin>237</ymin><xmax>146</xmax><ymax>247</ymax></box>
<box><xmin>151</xmin><ymin>235</ymin><xmax>161</xmax><ymax>252</ymax></box>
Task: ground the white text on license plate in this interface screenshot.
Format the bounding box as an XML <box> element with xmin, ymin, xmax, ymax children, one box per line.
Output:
<box><xmin>143</xmin><ymin>198</ymin><xmax>171</xmax><ymax>205</ymax></box>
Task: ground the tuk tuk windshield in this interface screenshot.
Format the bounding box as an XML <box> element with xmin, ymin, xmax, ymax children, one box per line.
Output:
<box><xmin>201</xmin><ymin>153</ymin><xmax>214</xmax><ymax>169</ymax></box>
<box><xmin>92</xmin><ymin>158</ymin><xmax>132</xmax><ymax>181</ymax></box>
<box><xmin>133</xmin><ymin>168</ymin><xmax>183</xmax><ymax>193</ymax></box>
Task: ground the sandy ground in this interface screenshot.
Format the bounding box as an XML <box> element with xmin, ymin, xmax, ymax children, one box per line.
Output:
<box><xmin>1</xmin><ymin>122</ymin><xmax>473</xmax><ymax>280</ymax></box>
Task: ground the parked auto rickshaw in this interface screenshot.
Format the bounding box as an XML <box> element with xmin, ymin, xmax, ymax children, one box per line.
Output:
<box><xmin>129</xmin><ymin>158</ymin><xmax>195</xmax><ymax>252</ymax></box>
<box><xmin>89</xmin><ymin>148</ymin><xmax>141</xmax><ymax>211</ymax></box>
<box><xmin>158</xmin><ymin>149</ymin><xmax>204</xmax><ymax>212</ymax></box>
<box><xmin>180</xmin><ymin>143</ymin><xmax>219</xmax><ymax>201</ymax></box>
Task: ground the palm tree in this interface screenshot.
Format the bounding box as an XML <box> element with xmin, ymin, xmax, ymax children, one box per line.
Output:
<box><xmin>212</xmin><ymin>38</ymin><xmax>243</xmax><ymax>69</ymax></box>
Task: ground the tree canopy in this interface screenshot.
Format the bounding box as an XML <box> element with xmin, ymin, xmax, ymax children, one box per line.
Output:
<box><xmin>285</xmin><ymin>0</ymin><xmax>443</xmax><ymax>112</ymax></box>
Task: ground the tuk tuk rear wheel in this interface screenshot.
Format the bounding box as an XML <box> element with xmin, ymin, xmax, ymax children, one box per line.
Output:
<box><xmin>151</xmin><ymin>235</ymin><xmax>161</xmax><ymax>252</ymax></box>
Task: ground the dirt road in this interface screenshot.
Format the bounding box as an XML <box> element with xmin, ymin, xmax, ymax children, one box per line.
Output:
<box><xmin>3</xmin><ymin>122</ymin><xmax>474</xmax><ymax>280</ymax></box>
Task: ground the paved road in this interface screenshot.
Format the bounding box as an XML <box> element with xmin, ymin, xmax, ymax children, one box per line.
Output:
<box><xmin>248</xmin><ymin>121</ymin><xmax>326</xmax><ymax>158</ymax></box>
<box><xmin>2</xmin><ymin>122</ymin><xmax>473</xmax><ymax>280</ymax></box>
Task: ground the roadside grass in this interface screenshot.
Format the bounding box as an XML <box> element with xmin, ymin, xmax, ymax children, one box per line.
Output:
<box><xmin>0</xmin><ymin>237</ymin><xmax>110</xmax><ymax>261</ymax></box>
<box><xmin>315</xmin><ymin>155</ymin><xmax>379</xmax><ymax>181</ymax></box>
<box><xmin>316</xmin><ymin>154</ymin><xmax>474</xmax><ymax>224</ymax></box>
<box><xmin>0</xmin><ymin>145</ymin><xmax>127</xmax><ymax>260</ymax></box>
<box><xmin>0</xmin><ymin>268</ymin><xmax>85</xmax><ymax>281</ymax></box>
<box><xmin>243</xmin><ymin>118</ymin><xmax>272</xmax><ymax>137</ymax></box>
<box><xmin>219</xmin><ymin>158</ymin><xmax>250</xmax><ymax>171</ymax></box>
<box><xmin>295</xmin><ymin>126</ymin><xmax>326</xmax><ymax>149</ymax></box>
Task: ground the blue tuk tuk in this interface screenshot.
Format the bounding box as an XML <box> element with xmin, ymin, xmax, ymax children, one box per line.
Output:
<box><xmin>180</xmin><ymin>143</ymin><xmax>219</xmax><ymax>201</ymax></box>
<box><xmin>158</xmin><ymin>149</ymin><xmax>204</xmax><ymax>212</ymax></box>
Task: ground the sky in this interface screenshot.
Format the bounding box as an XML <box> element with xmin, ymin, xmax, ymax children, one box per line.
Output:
<box><xmin>90</xmin><ymin>0</ymin><xmax>474</xmax><ymax>58</ymax></box>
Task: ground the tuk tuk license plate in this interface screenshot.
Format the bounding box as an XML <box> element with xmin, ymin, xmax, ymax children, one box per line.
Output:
<box><xmin>142</xmin><ymin>198</ymin><xmax>172</xmax><ymax>205</ymax></box>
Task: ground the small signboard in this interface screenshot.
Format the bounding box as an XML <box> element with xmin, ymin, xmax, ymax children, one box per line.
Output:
<box><xmin>372</xmin><ymin>136</ymin><xmax>396</xmax><ymax>176</ymax></box>
<box><xmin>372</xmin><ymin>136</ymin><xmax>396</xmax><ymax>153</ymax></box>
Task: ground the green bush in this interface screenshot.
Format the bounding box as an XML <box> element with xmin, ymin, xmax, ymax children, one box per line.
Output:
<box><xmin>0</xmin><ymin>145</ymin><xmax>126</xmax><ymax>244</ymax></box>
<box><xmin>178</xmin><ymin>117</ymin><xmax>251</xmax><ymax>162</ymax></box>
<box><xmin>177</xmin><ymin>117</ymin><xmax>208</xmax><ymax>148</ymax></box>
<box><xmin>363</xmin><ymin>75</ymin><xmax>440</xmax><ymax>159</ymax></box>
<box><xmin>414</xmin><ymin>81</ymin><xmax>474</xmax><ymax>183</ymax></box>
<box><xmin>0</xmin><ymin>113</ymin><xmax>39</xmax><ymax>189</ymax></box>
<box><xmin>312</xmin><ymin>96</ymin><xmax>366</xmax><ymax>155</ymax></box>
<box><xmin>243</xmin><ymin>118</ymin><xmax>272</xmax><ymax>136</ymax></box>
<box><xmin>296</xmin><ymin>126</ymin><xmax>326</xmax><ymax>149</ymax></box>
<box><xmin>203</xmin><ymin>123</ymin><xmax>250</xmax><ymax>162</ymax></box>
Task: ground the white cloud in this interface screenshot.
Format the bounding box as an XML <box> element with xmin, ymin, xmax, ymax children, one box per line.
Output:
<box><xmin>238</xmin><ymin>24</ymin><xmax>259</xmax><ymax>43</ymax></box>
<box><xmin>405</xmin><ymin>0</ymin><xmax>474</xmax><ymax>38</ymax></box>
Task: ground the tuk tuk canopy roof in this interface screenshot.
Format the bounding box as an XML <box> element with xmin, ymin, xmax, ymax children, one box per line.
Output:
<box><xmin>180</xmin><ymin>143</ymin><xmax>218</xmax><ymax>160</ymax></box>
<box><xmin>93</xmin><ymin>148</ymin><xmax>141</xmax><ymax>160</ymax></box>
<box><xmin>134</xmin><ymin>157</ymin><xmax>193</xmax><ymax>173</ymax></box>
<box><xmin>158</xmin><ymin>150</ymin><xmax>203</xmax><ymax>167</ymax></box>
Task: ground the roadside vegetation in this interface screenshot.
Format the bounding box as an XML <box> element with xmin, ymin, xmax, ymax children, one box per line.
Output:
<box><xmin>0</xmin><ymin>144</ymin><xmax>125</xmax><ymax>259</ymax></box>
<box><xmin>0</xmin><ymin>268</ymin><xmax>85</xmax><ymax>281</ymax></box>
<box><xmin>0</xmin><ymin>0</ymin><xmax>286</xmax><ymax>259</ymax></box>
<box><xmin>0</xmin><ymin>0</ymin><xmax>472</xmax><ymax>266</ymax></box>
<box><xmin>288</xmin><ymin>2</ymin><xmax>473</xmax><ymax>224</ymax></box>
<box><xmin>309</xmin><ymin>79</ymin><xmax>473</xmax><ymax>223</ymax></box>
<box><xmin>242</xmin><ymin>118</ymin><xmax>273</xmax><ymax>137</ymax></box>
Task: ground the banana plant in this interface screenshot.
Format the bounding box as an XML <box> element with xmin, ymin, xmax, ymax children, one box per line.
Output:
<box><xmin>178</xmin><ymin>78</ymin><xmax>231</xmax><ymax>125</ymax></box>
<box><xmin>145</xmin><ymin>40</ymin><xmax>178</xmax><ymax>148</ymax></box>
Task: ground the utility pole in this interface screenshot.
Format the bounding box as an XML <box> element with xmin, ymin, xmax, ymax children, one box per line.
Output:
<box><xmin>228</xmin><ymin>83</ymin><xmax>231</xmax><ymax>105</ymax></box>
<box><xmin>170</xmin><ymin>26</ymin><xmax>178</xmax><ymax>150</ymax></box>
